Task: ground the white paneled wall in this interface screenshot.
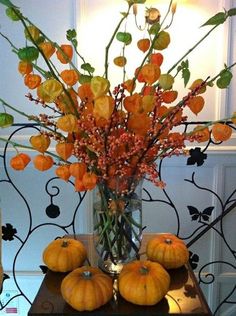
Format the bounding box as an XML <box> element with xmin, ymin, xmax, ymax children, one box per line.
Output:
<box><xmin>0</xmin><ymin>1</ymin><xmax>236</xmax><ymax>315</ymax></box>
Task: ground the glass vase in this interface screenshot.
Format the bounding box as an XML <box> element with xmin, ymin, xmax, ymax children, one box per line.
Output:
<box><xmin>93</xmin><ymin>176</ymin><xmax>143</xmax><ymax>274</ymax></box>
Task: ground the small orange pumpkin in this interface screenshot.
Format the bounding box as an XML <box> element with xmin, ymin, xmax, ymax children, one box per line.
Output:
<box><xmin>118</xmin><ymin>260</ymin><xmax>170</xmax><ymax>305</ymax></box>
<box><xmin>146</xmin><ymin>233</ymin><xmax>189</xmax><ymax>269</ymax></box>
<box><xmin>43</xmin><ymin>238</ymin><xmax>87</xmax><ymax>272</ymax></box>
<box><xmin>61</xmin><ymin>266</ymin><xmax>113</xmax><ymax>311</ymax></box>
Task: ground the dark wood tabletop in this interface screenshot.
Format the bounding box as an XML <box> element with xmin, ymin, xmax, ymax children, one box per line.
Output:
<box><xmin>28</xmin><ymin>234</ymin><xmax>213</xmax><ymax>316</ymax></box>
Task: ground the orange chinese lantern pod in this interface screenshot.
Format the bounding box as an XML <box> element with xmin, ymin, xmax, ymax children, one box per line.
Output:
<box><xmin>187</xmin><ymin>96</ymin><xmax>205</xmax><ymax>115</ymax></box>
<box><xmin>158</xmin><ymin>74</ymin><xmax>174</xmax><ymax>90</ymax></box>
<box><xmin>82</xmin><ymin>172</ymin><xmax>97</xmax><ymax>191</ymax></box>
<box><xmin>123</xmin><ymin>93</ymin><xmax>142</xmax><ymax>114</ymax></box>
<box><xmin>10</xmin><ymin>153</ymin><xmax>31</xmax><ymax>171</ymax></box>
<box><xmin>93</xmin><ymin>95</ymin><xmax>115</xmax><ymax>120</ymax></box>
<box><xmin>33</xmin><ymin>154</ymin><xmax>54</xmax><ymax>171</ymax></box>
<box><xmin>142</xmin><ymin>85</ymin><xmax>156</xmax><ymax>96</ymax></box>
<box><xmin>192</xmin><ymin>126</ymin><xmax>210</xmax><ymax>143</ymax></box>
<box><xmin>55</xmin><ymin>165</ymin><xmax>71</xmax><ymax>182</ymax></box>
<box><xmin>137</xmin><ymin>38</ymin><xmax>150</xmax><ymax>53</ymax></box>
<box><xmin>56</xmin><ymin>114</ymin><xmax>78</xmax><ymax>133</ymax></box>
<box><xmin>149</xmin><ymin>53</ymin><xmax>164</xmax><ymax>66</ymax></box>
<box><xmin>60</xmin><ymin>69</ymin><xmax>79</xmax><ymax>86</ymax></box>
<box><xmin>90</xmin><ymin>76</ymin><xmax>110</xmax><ymax>98</ymax></box>
<box><xmin>39</xmin><ymin>42</ymin><xmax>55</xmax><ymax>59</ymax></box>
<box><xmin>123</xmin><ymin>79</ymin><xmax>136</xmax><ymax>93</ymax></box>
<box><xmin>141</xmin><ymin>95</ymin><xmax>156</xmax><ymax>113</ymax></box>
<box><xmin>30</xmin><ymin>134</ymin><xmax>50</xmax><ymax>153</ymax></box>
<box><xmin>37</xmin><ymin>78</ymin><xmax>63</xmax><ymax>103</ymax></box>
<box><xmin>212</xmin><ymin>123</ymin><xmax>232</xmax><ymax>142</ymax></box>
<box><xmin>24</xmin><ymin>74</ymin><xmax>42</xmax><ymax>89</ymax></box>
<box><xmin>113</xmin><ymin>56</ymin><xmax>127</xmax><ymax>67</ymax></box>
<box><xmin>56</xmin><ymin>44</ymin><xmax>73</xmax><ymax>64</ymax></box>
<box><xmin>189</xmin><ymin>79</ymin><xmax>206</xmax><ymax>95</ymax></box>
<box><xmin>139</xmin><ymin>64</ymin><xmax>160</xmax><ymax>85</ymax></box>
<box><xmin>153</xmin><ymin>30</ymin><xmax>170</xmax><ymax>50</ymax></box>
<box><xmin>24</xmin><ymin>25</ymin><xmax>40</xmax><ymax>42</ymax></box>
<box><xmin>69</xmin><ymin>162</ymin><xmax>87</xmax><ymax>179</ymax></box>
<box><xmin>78</xmin><ymin>83</ymin><xmax>94</xmax><ymax>103</ymax></box>
<box><xmin>56</xmin><ymin>142</ymin><xmax>74</xmax><ymax>161</ymax></box>
<box><xmin>56</xmin><ymin>89</ymin><xmax>79</xmax><ymax>114</ymax></box>
<box><xmin>128</xmin><ymin>113</ymin><xmax>151</xmax><ymax>136</ymax></box>
<box><xmin>18</xmin><ymin>61</ymin><xmax>33</xmax><ymax>75</ymax></box>
<box><xmin>74</xmin><ymin>177</ymin><xmax>86</xmax><ymax>192</ymax></box>
<box><xmin>162</xmin><ymin>90</ymin><xmax>178</xmax><ymax>103</ymax></box>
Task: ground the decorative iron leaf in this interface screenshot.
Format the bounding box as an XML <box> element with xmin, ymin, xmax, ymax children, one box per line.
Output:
<box><xmin>187</xmin><ymin>147</ymin><xmax>207</xmax><ymax>166</ymax></box>
<box><xmin>189</xmin><ymin>251</ymin><xmax>199</xmax><ymax>270</ymax></box>
<box><xmin>2</xmin><ymin>223</ymin><xmax>17</xmax><ymax>241</ymax></box>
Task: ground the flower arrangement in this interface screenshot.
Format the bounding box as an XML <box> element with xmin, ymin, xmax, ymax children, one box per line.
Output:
<box><xmin>0</xmin><ymin>0</ymin><xmax>236</xmax><ymax>273</ymax></box>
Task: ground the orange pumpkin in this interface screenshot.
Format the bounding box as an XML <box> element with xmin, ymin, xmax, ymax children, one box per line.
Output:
<box><xmin>43</xmin><ymin>238</ymin><xmax>87</xmax><ymax>272</ymax></box>
<box><xmin>118</xmin><ymin>260</ymin><xmax>170</xmax><ymax>305</ymax></box>
<box><xmin>146</xmin><ymin>233</ymin><xmax>189</xmax><ymax>269</ymax></box>
<box><xmin>61</xmin><ymin>266</ymin><xmax>113</xmax><ymax>311</ymax></box>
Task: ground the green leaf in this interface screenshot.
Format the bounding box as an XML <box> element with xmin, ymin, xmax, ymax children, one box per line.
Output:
<box><xmin>0</xmin><ymin>0</ymin><xmax>18</xmax><ymax>8</ymax></box>
<box><xmin>182</xmin><ymin>68</ymin><xmax>190</xmax><ymax>87</ymax></box>
<box><xmin>116</xmin><ymin>32</ymin><xmax>132</xmax><ymax>45</ymax></box>
<box><xmin>66</xmin><ymin>29</ymin><xmax>77</xmax><ymax>40</ymax></box>
<box><xmin>120</xmin><ymin>12</ymin><xmax>128</xmax><ymax>18</ymax></box>
<box><xmin>148</xmin><ymin>23</ymin><xmax>160</xmax><ymax>35</ymax></box>
<box><xmin>228</xmin><ymin>8</ymin><xmax>236</xmax><ymax>16</ymax></box>
<box><xmin>81</xmin><ymin>63</ymin><xmax>95</xmax><ymax>73</ymax></box>
<box><xmin>0</xmin><ymin>113</ymin><xmax>14</xmax><ymax>128</ymax></box>
<box><xmin>201</xmin><ymin>12</ymin><xmax>226</xmax><ymax>27</ymax></box>
<box><xmin>79</xmin><ymin>74</ymin><xmax>92</xmax><ymax>84</ymax></box>
<box><xmin>216</xmin><ymin>70</ymin><xmax>232</xmax><ymax>89</ymax></box>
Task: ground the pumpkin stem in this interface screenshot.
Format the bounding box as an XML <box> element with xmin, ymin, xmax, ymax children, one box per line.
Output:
<box><xmin>61</xmin><ymin>239</ymin><xmax>69</xmax><ymax>247</ymax></box>
<box><xmin>82</xmin><ymin>271</ymin><xmax>92</xmax><ymax>279</ymax></box>
<box><xmin>139</xmin><ymin>265</ymin><xmax>149</xmax><ymax>275</ymax></box>
<box><xmin>165</xmin><ymin>238</ymin><xmax>172</xmax><ymax>245</ymax></box>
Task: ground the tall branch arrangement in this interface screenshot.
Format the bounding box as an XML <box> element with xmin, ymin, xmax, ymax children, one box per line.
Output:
<box><xmin>0</xmin><ymin>0</ymin><xmax>235</xmax><ymax>192</ymax></box>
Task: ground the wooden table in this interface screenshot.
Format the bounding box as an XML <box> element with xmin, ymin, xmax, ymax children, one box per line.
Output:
<box><xmin>28</xmin><ymin>234</ymin><xmax>212</xmax><ymax>315</ymax></box>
